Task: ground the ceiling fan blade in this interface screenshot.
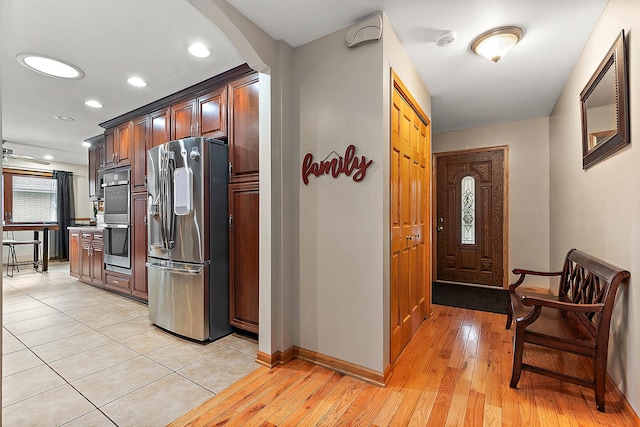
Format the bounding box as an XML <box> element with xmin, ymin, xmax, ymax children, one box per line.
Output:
<box><xmin>3</xmin><ymin>153</ymin><xmax>50</xmax><ymax>165</ymax></box>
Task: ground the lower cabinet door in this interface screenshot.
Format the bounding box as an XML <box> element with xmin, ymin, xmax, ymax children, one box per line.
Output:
<box><xmin>69</xmin><ymin>231</ymin><xmax>80</xmax><ymax>278</ymax></box>
<box><xmin>228</xmin><ymin>182</ymin><xmax>259</xmax><ymax>333</ymax></box>
<box><xmin>131</xmin><ymin>193</ymin><xmax>148</xmax><ymax>301</ymax></box>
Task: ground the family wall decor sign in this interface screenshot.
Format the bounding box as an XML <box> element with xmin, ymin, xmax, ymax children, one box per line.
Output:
<box><xmin>302</xmin><ymin>145</ymin><xmax>373</xmax><ymax>185</ymax></box>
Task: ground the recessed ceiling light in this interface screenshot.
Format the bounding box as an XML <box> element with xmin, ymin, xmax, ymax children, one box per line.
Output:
<box><xmin>16</xmin><ymin>53</ymin><xmax>84</xmax><ymax>79</ymax></box>
<box><xmin>85</xmin><ymin>100</ymin><xmax>104</xmax><ymax>108</ymax></box>
<box><xmin>54</xmin><ymin>115</ymin><xmax>75</xmax><ymax>122</ymax></box>
<box><xmin>44</xmin><ymin>155</ymin><xmax>54</xmax><ymax>160</ymax></box>
<box><xmin>127</xmin><ymin>77</ymin><xmax>148</xmax><ymax>87</ymax></box>
<box><xmin>188</xmin><ymin>43</ymin><xmax>210</xmax><ymax>58</ymax></box>
<box><xmin>82</xmin><ymin>142</ymin><xmax>92</xmax><ymax>148</ymax></box>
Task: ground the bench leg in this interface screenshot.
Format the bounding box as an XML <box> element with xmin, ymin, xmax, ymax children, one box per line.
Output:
<box><xmin>505</xmin><ymin>301</ymin><xmax>513</xmax><ymax>330</ymax></box>
<box><xmin>510</xmin><ymin>326</ymin><xmax>525</xmax><ymax>388</ymax></box>
<box><xmin>594</xmin><ymin>359</ymin><xmax>606</xmax><ymax>412</ymax></box>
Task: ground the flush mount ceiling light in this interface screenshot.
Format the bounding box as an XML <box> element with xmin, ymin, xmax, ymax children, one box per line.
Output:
<box><xmin>188</xmin><ymin>43</ymin><xmax>210</xmax><ymax>58</ymax></box>
<box><xmin>17</xmin><ymin>53</ymin><xmax>84</xmax><ymax>79</ymax></box>
<box><xmin>85</xmin><ymin>100</ymin><xmax>104</xmax><ymax>108</ymax></box>
<box><xmin>127</xmin><ymin>76</ymin><xmax>148</xmax><ymax>87</ymax></box>
<box><xmin>43</xmin><ymin>155</ymin><xmax>54</xmax><ymax>160</ymax></box>
<box><xmin>54</xmin><ymin>115</ymin><xmax>75</xmax><ymax>122</ymax></box>
<box><xmin>470</xmin><ymin>26</ymin><xmax>523</xmax><ymax>63</ymax></box>
<box><xmin>81</xmin><ymin>141</ymin><xmax>92</xmax><ymax>148</ymax></box>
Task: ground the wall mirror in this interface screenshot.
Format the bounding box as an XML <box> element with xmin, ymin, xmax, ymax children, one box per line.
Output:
<box><xmin>580</xmin><ymin>30</ymin><xmax>629</xmax><ymax>169</ymax></box>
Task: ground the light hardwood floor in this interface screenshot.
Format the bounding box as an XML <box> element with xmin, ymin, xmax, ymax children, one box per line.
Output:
<box><xmin>170</xmin><ymin>304</ymin><xmax>639</xmax><ymax>426</ymax></box>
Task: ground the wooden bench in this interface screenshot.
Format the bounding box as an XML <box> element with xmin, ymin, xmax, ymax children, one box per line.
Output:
<box><xmin>506</xmin><ymin>248</ymin><xmax>629</xmax><ymax>412</ymax></box>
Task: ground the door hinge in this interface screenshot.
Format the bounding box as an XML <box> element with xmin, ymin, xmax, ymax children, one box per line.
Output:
<box><xmin>229</xmin><ymin>214</ymin><xmax>233</xmax><ymax>228</ymax></box>
<box><xmin>228</xmin><ymin>162</ymin><xmax>233</xmax><ymax>179</ymax></box>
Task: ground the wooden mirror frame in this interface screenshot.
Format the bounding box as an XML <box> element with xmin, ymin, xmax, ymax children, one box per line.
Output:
<box><xmin>580</xmin><ymin>30</ymin><xmax>629</xmax><ymax>170</ymax></box>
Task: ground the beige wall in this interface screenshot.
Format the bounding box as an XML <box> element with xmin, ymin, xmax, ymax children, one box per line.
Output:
<box><xmin>294</xmin><ymin>13</ymin><xmax>431</xmax><ymax>373</ymax></box>
<box><xmin>549</xmin><ymin>0</ymin><xmax>640</xmax><ymax>412</ymax></box>
<box><xmin>295</xmin><ymin>20</ymin><xmax>385</xmax><ymax>372</ymax></box>
<box><xmin>433</xmin><ymin>117</ymin><xmax>551</xmax><ymax>289</ymax></box>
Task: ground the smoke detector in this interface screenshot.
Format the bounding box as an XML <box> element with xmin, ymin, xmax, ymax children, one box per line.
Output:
<box><xmin>435</xmin><ymin>31</ymin><xmax>456</xmax><ymax>47</ymax></box>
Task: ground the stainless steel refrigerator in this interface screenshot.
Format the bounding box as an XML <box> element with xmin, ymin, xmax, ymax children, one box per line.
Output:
<box><xmin>146</xmin><ymin>137</ymin><xmax>232</xmax><ymax>341</ymax></box>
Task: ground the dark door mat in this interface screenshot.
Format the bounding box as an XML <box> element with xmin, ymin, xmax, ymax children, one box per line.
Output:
<box><xmin>432</xmin><ymin>281</ymin><xmax>509</xmax><ymax>315</ymax></box>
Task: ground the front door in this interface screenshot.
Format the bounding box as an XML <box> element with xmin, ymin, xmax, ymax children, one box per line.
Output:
<box><xmin>435</xmin><ymin>148</ymin><xmax>506</xmax><ymax>286</ymax></box>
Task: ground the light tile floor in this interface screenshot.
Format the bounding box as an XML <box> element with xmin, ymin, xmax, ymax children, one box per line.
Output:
<box><xmin>2</xmin><ymin>262</ymin><xmax>259</xmax><ymax>426</ymax></box>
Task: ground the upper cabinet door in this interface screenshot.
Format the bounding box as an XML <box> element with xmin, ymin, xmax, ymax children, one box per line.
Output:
<box><xmin>149</xmin><ymin>108</ymin><xmax>171</xmax><ymax>149</ymax></box>
<box><xmin>171</xmin><ymin>99</ymin><xmax>196</xmax><ymax>140</ymax></box>
<box><xmin>228</xmin><ymin>74</ymin><xmax>259</xmax><ymax>181</ymax></box>
<box><xmin>116</xmin><ymin>121</ymin><xmax>132</xmax><ymax>166</ymax></box>
<box><xmin>197</xmin><ymin>87</ymin><xmax>227</xmax><ymax>139</ymax></box>
<box><xmin>131</xmin><ymin>116</ymin><xmax>148</xmax><ymax>193</ymax></box>
<box><xmin>104</xmin><ymin>128</ymin><xmax>116</xmax><ymax>168</ymax></box>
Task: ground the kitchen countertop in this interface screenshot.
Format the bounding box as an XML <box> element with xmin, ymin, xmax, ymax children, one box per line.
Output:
<box><xmin>67</xmin><ymin>226</ymin><xmax>104</xmax><ymax>232</ymax></box>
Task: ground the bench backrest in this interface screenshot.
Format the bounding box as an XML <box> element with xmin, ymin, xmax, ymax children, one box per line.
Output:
<box><xmin>559</xmin><ymin>249</ymin><xmax>630</xmax><ymax>339</ymax></box>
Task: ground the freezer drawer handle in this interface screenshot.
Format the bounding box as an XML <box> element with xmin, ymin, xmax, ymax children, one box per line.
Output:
<box><xmin>146</xmin><ymin>263</ymin><xmax>202</xmax><ymax>275</ymax></box>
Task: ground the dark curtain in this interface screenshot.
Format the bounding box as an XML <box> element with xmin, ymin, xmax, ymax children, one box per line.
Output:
<box><xmin>52</xmin><ymin>170</ymin><xmax>75</xmax><ymax>260</ymax></box>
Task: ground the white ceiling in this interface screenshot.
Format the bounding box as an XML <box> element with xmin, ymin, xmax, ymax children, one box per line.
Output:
<box><xmin>1</xmin><ymin>0</ymin><xmax>607</xmax><ymax>166</ymax></box>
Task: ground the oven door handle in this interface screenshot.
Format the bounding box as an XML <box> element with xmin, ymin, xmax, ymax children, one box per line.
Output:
<box><xmin>102</xmin><ymin>180</ymin><xmax>129</xmax><ymax>187</ymax></box>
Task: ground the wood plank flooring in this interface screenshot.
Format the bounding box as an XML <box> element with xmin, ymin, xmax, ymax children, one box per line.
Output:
<box><xmin>170</xmin><ymin>305</ymin><xmax>639</xmax><ymax>426</ymax></box>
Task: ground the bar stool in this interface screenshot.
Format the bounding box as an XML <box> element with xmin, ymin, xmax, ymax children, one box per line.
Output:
<box><xmin>3</xmin><ymin>233</ymin><xmax>43</xmax><ymax>277</ymax></box>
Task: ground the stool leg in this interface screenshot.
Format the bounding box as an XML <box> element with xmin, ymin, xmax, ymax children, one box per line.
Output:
<box><xmin>8</xmin><ymin>245</ymin><xmax>18</xmax><ymax>277</ymax></box>
<box><xmin>6</xmin><ymin>246</ymin><xmax>11</xmax><ymax>277</ymax></box>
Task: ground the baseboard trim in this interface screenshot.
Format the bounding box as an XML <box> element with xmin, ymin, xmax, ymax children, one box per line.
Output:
<box><xmin>255</xmin><ymin>346</ymin><xmax>296</xmax><ymax>368</ymax></box>
<box><xmin>607</xmin><ymin>374</ymin><xmax>640</xmax><ymax>422</ymax></box>
<box><xmin>293</xmin><ymin>346</ymin><xmax>387</xmax><ymax>387</ymax></box>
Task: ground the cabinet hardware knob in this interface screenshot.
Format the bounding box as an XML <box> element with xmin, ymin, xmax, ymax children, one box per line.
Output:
<box><xmin>437</xmin><ymin>226</ymin><xmax>444</xmax><ymax>232</ymax></box>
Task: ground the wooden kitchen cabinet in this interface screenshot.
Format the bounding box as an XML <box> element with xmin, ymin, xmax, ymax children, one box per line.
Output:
<box><xmin>69</xmin><ymin>230</ymin><xmax>80</xmax><ymax>278</ymax></box>
<box><xmin>170</xmin><ymin>87</ymin><xmax>227</xmax><ymax>140</ymax></box>
<box><xmin>131</xmin><ymin>193</ymin><xmax>148</xmax><ymax>301</ymax></box>
<box><xmin>90</xmin><ymin>233</ymin><xmax>104</xmax><ymax>287</ymax></box>
<box><xmin>87</xmin><ymin>135</ymin><xmax>105</xmax><ymax>201</ymax></box>
<box><xmin>171</xmin><ymin>98</ymin><xmax>196</xmax><ymax>140</ymax></box>
<box><xmin>197</xmin><ymin>87</ymin><xmax>227</xmax><ymax>138</ymax></box>
<box><xmin>131</xmin><ymin>116</ymin><xmax>148</xmax><ymax>193</ymax></box>
<box><xmin>76</xmin><ymin>230</ymin><xmax>104</xmax><ymax>287</ymax></box>
<box><xmin>228</xmin><ymin>74</ymin><xmax>259</xmax><ymax>182</ymax></box>
<box><xmin>94</xmin><ymin>65</ymin><xmax>260</xmax><ymax>314</ymax></box>
<box><xmin>149</xmin><ymin>107</ymin><xmax>171</xmax><ymax>149</ymax></box>
<box><xmin>104</xmin><ymin>271</ymin><xmax>131</xmax><ymax>295</ymax></box>
<box><xmin>228</xmin><ymin>181</ymin><xmax>259</xmax><ymax>333</ymax></box>
<box><xmin>105</xmin><ymin>121</ymin><xmax>132</xmax><ymax>168</ymax></box>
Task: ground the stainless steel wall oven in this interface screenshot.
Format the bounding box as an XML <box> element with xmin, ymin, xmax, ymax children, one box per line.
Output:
<box><xmin>103</xmin><ymin>168</ymin><xmax>130</xmax><ymax>225</ymax></box>
<box><xmin>102</xmin><ymin>168</ymin><xmax>131</xmax><ymax>272</ymax></box>
<box><xmin>103</xmin><ymin>225</ymin><xmax>130</xmax><ymax>270</ymax></box>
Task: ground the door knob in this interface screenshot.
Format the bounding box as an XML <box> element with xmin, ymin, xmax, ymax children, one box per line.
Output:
<box><xmin>437</xmin><ymin>226</ymin><xmax>443</xmax><ymax>232</ymax></box>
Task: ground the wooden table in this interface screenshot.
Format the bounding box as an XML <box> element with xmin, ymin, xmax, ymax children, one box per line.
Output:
<box><xmin>3</xmin><ymin>223</ymin><xmax>60</xmax><ymax>272</ymax></box>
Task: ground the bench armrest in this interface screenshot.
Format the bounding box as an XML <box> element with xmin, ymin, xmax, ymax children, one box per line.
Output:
<box><xmin>509</xmin><ymin>269</ymin><xmax>562</xmax><ymax>290</ymax></box>
<box><xmin>521</xmin><ymin>295</ymin><xmax>604</xmax><ymax>313</ymax></box>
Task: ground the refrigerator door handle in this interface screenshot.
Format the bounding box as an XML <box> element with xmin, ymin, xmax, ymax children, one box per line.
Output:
<box><xmin>146</xmin><ymin>263</ymin><xmax>201</xmax><ymax>275</ymax></box>
<box><xmin>160</xmin><ymin>151</ymin><xmax>176</xmax><ymax>250</ymax></box>
<box><xmin>146</xmin><ymin>260</ymin><xmax>208</xmax><ymax>275</ymax></box>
